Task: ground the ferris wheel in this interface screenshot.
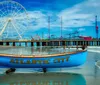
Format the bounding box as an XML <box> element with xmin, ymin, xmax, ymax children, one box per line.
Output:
<box><xmin>0</xmin><ymin>0</ymin><xmax>29</xmax><ymax>40</ymax></box>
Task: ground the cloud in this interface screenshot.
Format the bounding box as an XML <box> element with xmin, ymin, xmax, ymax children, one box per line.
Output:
<box><xmin>78</xmin><ymin>28</ymin><xmax>85</xmax><ymax>31</ymax></box>
<box><xmin>0</xmin><ymin>0</ymin><xmax>99</xmax><ymax>39</ymax></box>
<box><xmin>26</xmin><ymin>0</ymin><xmax>100</xmax><ymax>30</ymax></box>
<box><xmin>63</xmin><ymin>27</ymin><xmax>73</xmax><ymax>31</ymax></box>
<box><xmin>58</xmin><ymin>0</ymin><xmax>100</xmax><ymax>27</ymax></box>
<box><xmin>2</xmin><ymin>0</ymin><xmax>99</xmax><ymax>31</ymax></box>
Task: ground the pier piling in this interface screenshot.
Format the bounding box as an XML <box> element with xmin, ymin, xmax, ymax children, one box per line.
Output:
<box><xmin>31</xmin><ymin>42</ymin><xmax>34</xmax><ymax>47</ymax></box>
<box><xmin>6</xmin><ymin>42</ymin><xmax>9</xmax><ymax>46</ymax></box>
<box><xmin>13</xmin><ymin>42</ymin><xmax>15</xmax><ymax>46</ymax></box>
<box><xmin>0</xmin><ymin>42</ymin><xmax>3</xmax><ymax>45</ymax></box>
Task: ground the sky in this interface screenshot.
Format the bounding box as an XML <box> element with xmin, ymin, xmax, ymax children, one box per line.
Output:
<box><xmin>0</xmin><ymin>0</ymin><xmax>100</xmax><ymax>39</ymax></box>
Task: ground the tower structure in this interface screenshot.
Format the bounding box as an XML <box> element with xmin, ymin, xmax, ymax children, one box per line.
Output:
<box><xmin>95</xmin><ymin>16</ymin><xmax>99</xmax><ymax>39</ymax></box>
<box><xmin>60</xmin><ymin>16</ymin><xmax>63</xmax><ymax>40</ymax></box>
<box><xmin>48</xmin><ymin>16</ymin><xmax>50</xmax><ymax>40</ymax></box>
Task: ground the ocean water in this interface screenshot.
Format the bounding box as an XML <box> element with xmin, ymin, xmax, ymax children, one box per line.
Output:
<box><xmin>0</xmin><ymin>46</ymin><xmax>100</xmax><ymax>85</ymax></box>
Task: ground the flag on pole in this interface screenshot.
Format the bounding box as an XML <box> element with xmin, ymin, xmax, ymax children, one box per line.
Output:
<box><xmin>96</xmin><ymin>26</ymin><xmax>98</xmax><ymax>30</ymax></box>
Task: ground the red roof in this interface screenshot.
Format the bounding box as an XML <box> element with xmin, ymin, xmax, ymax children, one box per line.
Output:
<box><xmin>79</xmin><ymin>36</ymin><xmax>92</xmax><ymax>40</ymax></box>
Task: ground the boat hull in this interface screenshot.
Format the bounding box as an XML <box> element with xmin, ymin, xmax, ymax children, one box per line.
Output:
<box><xmin>0</xmin><ymin>51</ymin><xmax>87</xmax><ymax>68</ymax></box>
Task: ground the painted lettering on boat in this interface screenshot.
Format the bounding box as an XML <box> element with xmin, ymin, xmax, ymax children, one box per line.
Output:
<box><xmin>10</xmin><ymin>81</ymin><xmax>68</xmax><ymax>85</ymax></box>
<box><xmin>10</xmin><ymin>56</ymin><xmax>70</xmax><ymax>64</ymax></box>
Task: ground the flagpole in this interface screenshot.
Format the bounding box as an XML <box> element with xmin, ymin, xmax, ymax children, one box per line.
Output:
<box><xmin>95</xmin><ymin>15</ymin><xmax>98</xmax><ymax>39</ymax></box>
<box><xmin>48</xmin><ymin>16</ymin><xmax>50</xmax><ymax>40</ymax></box>
<box><xmin>61</xmin><ymin>16</ymin><xmax>63</xmax><ymax>40</ymax></box>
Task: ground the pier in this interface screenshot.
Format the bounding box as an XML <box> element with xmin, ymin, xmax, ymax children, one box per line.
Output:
<box><xmin>0</xmin><ymin>39</ymin><xmax>100</xmax><ymax>47</ymax></box>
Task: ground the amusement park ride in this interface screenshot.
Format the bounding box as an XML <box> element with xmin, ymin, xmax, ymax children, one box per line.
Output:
<box><xmin>0</xmin><ymin>0</ymin><xmax>29</xmax><ymax>40</ymax></box>
<box><xmin>0</xmin><ymin>0</ymin><xmax>88</xmax><ymax>74</ymax></box>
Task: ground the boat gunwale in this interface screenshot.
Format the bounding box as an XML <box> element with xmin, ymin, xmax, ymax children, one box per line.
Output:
<box><xmin>0</xmin><ymin>50</ymin><xmax>87</xmax><ymax>58</ymax></box>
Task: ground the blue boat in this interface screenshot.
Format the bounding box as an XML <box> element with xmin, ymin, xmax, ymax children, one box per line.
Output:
<box><xmin>0</xmin><ymin>50</ymin><xmax>87</xmax><ymax>68</ymax></box>
<box><xmin>0</xmin><ymin>46</ymin><xmax>87</xmax><ymax>73</ymax></box>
